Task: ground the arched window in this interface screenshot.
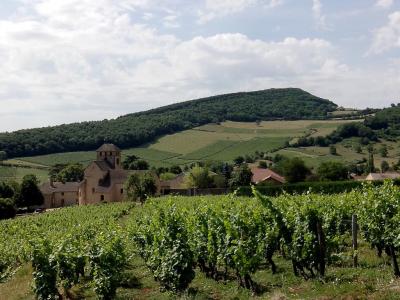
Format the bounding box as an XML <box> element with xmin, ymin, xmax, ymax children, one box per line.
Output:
<box><xmin>101</xmin><ymin>195</ymin><xmax>105</xmax><ymax>201</ymax></box>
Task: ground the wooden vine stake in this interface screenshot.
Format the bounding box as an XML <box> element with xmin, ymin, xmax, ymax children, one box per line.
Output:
<box><xmin>316</xmin><ymin>221</ymin><xmax>326</xmax><ymax>276</ymax></box>
<box><xmin>352</xmin><ymin>214</ymin><xmax>358</xmax><ymax>267</ymax></box>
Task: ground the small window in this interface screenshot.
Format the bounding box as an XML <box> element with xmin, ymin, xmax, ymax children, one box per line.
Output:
<box><xmin>116</xmin><ymin>158</ymin><xmax>120</xmax><ymax>165</ymax></box>
<box><xmin>101</xmin><ymin>195</ymin><xmax>105</xmax><ymax>201</ymax></box>
<box><xmin>92</xmin><ymin>188</ymin><xmax>95</xmax><ymax>193</ymax></box>
<box><xmin>61</xmin><ymin>192</ymin><xmax>64</xmax><ymax>196</ymax></box>
<box><xmin>109</xmin><ymin>152</ymin><xmax>112</xmax><ymax>156</ymax></box>
<box><xmin>120</xmin><ymin>188</ymin><xmax>123</xmax><ymax>194</ymax></box>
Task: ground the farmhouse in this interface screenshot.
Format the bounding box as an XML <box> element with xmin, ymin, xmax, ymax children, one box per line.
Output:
<box><xmin>250</xmin><ymin>167</ymin><xmax>285</xmax><ymax>185</ymax></box>
<box><xmin>40</xmin><ymin>143</ymin><xmax>160</xmax><ymax>208</ymax></box>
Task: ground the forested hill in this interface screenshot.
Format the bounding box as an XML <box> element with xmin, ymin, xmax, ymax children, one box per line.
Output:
<box><xmin>0</xmin><ymin>88</ymin><xmax>337</xmax><ymax>158</ymax></box>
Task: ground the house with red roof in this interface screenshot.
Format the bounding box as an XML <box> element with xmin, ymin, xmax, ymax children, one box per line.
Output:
<box><xmin>250</xmin><ymin>167</ymin><xmax>286</xmax><ymax>185</ymax></box>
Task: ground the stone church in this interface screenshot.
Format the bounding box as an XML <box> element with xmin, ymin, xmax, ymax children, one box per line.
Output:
<box><xmin>40</xmin><ymin>143</ymin><xmax>160</xmax><ymax>208</ymax></box>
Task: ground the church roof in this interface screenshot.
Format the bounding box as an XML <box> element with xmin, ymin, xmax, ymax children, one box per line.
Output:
<box><xmin>94</xmin><ymin>160</ymin><xmax>112</xmax><ymax>172</ymax></box>
<box><xmin>96</xmin><ymin>143</ymin><xmax>121</xmax><ymax>152</ymax></box>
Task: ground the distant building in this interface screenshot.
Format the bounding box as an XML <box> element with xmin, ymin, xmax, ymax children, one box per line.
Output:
<box><xmin>250</xmin><ymin>167</ymin><xmax>285</xmax><ymax>185</ymax></box>
<box><xmin>160</xmin><ymin>173</ymin><xmax>186</xmax><ymax>194</ymax></box>
<box><xmin>365</xmin><ymin>172</ymin><xmax>400</xmax><ymax>181</ymax></box>
<box><xmin>79</xmin><ymin>144</ymin><xmax>160</xmax><ymax>205</ymax></box>
<box><xmin>40</xmin><ymin>143</ymin><xmax>160</xmax><ymax>208</ymax></box>
<box><xmin>40</xmin><ymin>181</ymin><xmax>80</xmax><ymax>208</ymax></box>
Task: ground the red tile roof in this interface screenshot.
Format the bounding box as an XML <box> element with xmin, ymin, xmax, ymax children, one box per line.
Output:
<box><xmin>250</xmin><ymin>167</ymin><xmax>285</xmax><ymax>184</ymax></box>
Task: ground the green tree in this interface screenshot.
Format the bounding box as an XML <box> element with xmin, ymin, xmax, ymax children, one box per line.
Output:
<box><xmin>49</xmin><ymin>164</ymin><xmax>68</xmax><ymax>181</ymax></box>
<box><xmin>381</xmin><ymin>160</ymin><xmax>390</xmax><ymax>173</ymax></box>
<box><xmin>329</xmin><ymin>145</ymin><xmax>337</xmax><ymax>155</ymax></box>
<box><xmin>366</xmin><ymin>145</ymin><xmax>375</xmax><ymax>173</ymax></box>
<box><xmin>16</xmin><ymin>174</ymin><xmax>44</xmax><ymax>208</ymax></box>
<box><xmin>229</xmin><ymin>164</ymin><xmax>253</xmax><ymax>188</ymax></box>
<box><xmin>380</xmin><ymin>144</ymin><xmax>388</xmax><ymax>158</ymax></box>
<box><xmin>258</xmin><ymin>161</ymin><xmax>268</xmax><ymax>169</ymax></box>
<box><xmin>122</xmin><ymin>155</ymin><xmax>150</xmax><ymax>170</ymax></box>
<box><xmin>125</xmin><ymin>172</ymin><xmax>157</xmax><ymax>204</ymax></box>
<box><xmin>233</xmin><ymin>156</ymin><xmax>245</xmax><ymax>165</ymax></box>
<box><xmin>0</xmin><ymin>181</ymin><xmax>15</xmax><ymax>199</ymax></box>
<box><xmin>0</xmin><ymin>198</ymin><xmax>16</xmax><ymax>220</ymax></box>
<box><xmin>278</xmin><ymin>157</ymin><xmax>310</xmax><ymax>183</ymax></box>
<box><xmin>169</xmin><ymin>165</ymin><xmax>182</xmax><ymax>174</ymax></box>
<box><xmin>317</xmin><ymin>161</ymin><xmax>348</xmax><ymax>181</ymax></box>
<box><xmin>0</xmin><ymin>150</ymin><xmax>7</xmax><ymax>162</ymax></box>
<box><xmin>184</xmin><ymin>166</ymin><xmax>213</xmax><ymax>189</ymax></box>
<box><xmin>57</xmin><ymin>164</ymin><xmax>84</xmax><ymax>183</ymax></box>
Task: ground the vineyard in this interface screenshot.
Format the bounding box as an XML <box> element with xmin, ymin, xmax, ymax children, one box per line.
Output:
<box><xmin>1</xmin><ymin>182</ymin><xmax>400</xmax><ymax>299</ymax></box>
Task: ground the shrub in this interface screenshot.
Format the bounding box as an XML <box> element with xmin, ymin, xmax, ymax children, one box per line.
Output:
<box><xmin>0</xmin><ymin>198</ymin><xmax>16</xmax><ymax>220</ymax></box>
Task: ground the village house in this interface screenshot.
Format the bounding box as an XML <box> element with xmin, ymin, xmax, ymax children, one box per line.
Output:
<box><xmin>365</xmin><ymin>172</ymin><xmax>400</xmax><ymax>181</ymax></box>
<box><xmin>250</xmin><ymin>167</ymin><xmax>286</xmax><ymax>185</ymax></box>
<box><xmin>160</xmin><ymin>173</ymin><xmax>186</xmax><ymax>194</ymax></box>
<box><xmin>40</xmin><ymin>143</ymin><xmax>160</xmax><ymax>208</ymax></box>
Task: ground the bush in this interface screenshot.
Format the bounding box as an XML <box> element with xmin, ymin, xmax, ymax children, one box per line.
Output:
<box><xmin>0</xmin><ymin>198</ymin><xmax>16</xmax><ymax>220</ymax></box>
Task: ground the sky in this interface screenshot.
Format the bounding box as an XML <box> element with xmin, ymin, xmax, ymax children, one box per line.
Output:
<box><xmin>0</xmin><ymin>0</ymin><xmax>400</xmax><ymax>132</ymax></box>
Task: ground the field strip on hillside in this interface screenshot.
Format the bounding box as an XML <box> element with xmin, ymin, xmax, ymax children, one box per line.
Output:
<box><xmin>280</xmin><ymin>149</ymin><xmax>319</xmax><ymax>158</ymax></box>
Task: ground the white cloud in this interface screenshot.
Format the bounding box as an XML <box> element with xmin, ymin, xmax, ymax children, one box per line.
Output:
<box><xmin>312</xmin><ymin>0</ymin><xmax>329</xmax><ymax>30</ymax></box>
<box><xmin>0</xmin><ymin>0</ymin><xmax>345</xmax><ymax>131</ymax></box>
<box><xmin>370</xmin><ymin>11</ymin><xmax>400</xmax><ymax>53</ymax></box>
<box><xmin>375</xmin><ymin>0</ymin><xmax>394</xmax><ymax>9</ymax></box>
<box><xmin>0</xmin><ymin>0</ymin><xmax>399</xmax><ymax>132</ymax></box>
<box><xmin>198</xmin><ymin>0</ymin><xmax>283</xmax><ymax>23</ymax></box>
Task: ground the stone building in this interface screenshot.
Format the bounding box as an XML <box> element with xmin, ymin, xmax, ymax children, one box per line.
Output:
<box><xmin>40</xmin><ymin>143</ymin><xmax>160</xmax><ymax>208</ymax></box>
<box><xmin>78</xmin><ymin>144</ymin><xmax>160</xmax><ymax>205</ymax></box>
<box><xmin>40</xmin><ymin>181</ymin><xmax>80</xmax><ymax>208</ymax></box>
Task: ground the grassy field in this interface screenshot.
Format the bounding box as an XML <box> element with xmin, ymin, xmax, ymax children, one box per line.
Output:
<box><xmin>275</xmin><ymin>138</ymin><xmax>400</xmax><ymax>170</ymax></box>
<box><xmin>0</xmin><ymin>165</ymin><xmax>49</xmax><ymax>184</ymax></box>
<box><xmin>2</xmin><ymin>120</ymin><xmax>359</xmax><ymax>172</ymax></box>
<box><xmin>1</xmin><ymin>197</ymin><xmax>400</xmax><ymax>300</ymax></box>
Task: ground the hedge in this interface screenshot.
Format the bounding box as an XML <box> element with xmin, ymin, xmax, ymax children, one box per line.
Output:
<box><xmin>236</xmin><ymin>180</ymin><xmax>397</xmax><ymax>197</ymax></box>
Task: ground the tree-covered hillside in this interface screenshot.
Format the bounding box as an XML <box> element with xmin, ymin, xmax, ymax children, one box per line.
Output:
<box><xmin>0</xmin><ymin>88</ymin><xmax>336</xmax><ymax>158</ymax></box>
